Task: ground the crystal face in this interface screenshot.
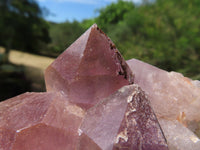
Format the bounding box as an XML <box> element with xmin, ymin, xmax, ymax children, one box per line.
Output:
<box><xmin>127</xmin><ymin>58</ymin><xmax>200</xmax><ymax>150</ymax></box>
<box><xmin>0</xmin><ymin>92</ymin><xmax>85</xmax><ymax>150</ymax></box>
<box><xmin>78</xmin><ymin>85</ymin><xmax>168</xmax><ymax>150</ymax></box>
<box><xmin>159</xmin><ymin>119</ymin><xmax>200</xmax><ymax>150</ymax></box>
<box><xmin>127</xmin><ymin>58</ymin><xmax>200</xmax><ymax>122</ymax></box>
<box><xmin>45</xmin><ymin>24</ymin><xmax>134</xmax><ymax>109</ymax></box>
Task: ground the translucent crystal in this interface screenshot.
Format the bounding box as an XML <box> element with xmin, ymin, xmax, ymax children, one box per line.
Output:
<box><xmin>78</xmin><ymin>85</ymin><xmax>169</xmax><ymax>150</ymax></box>
<box><xmin>45</xmin><ymin>24</ymin><xmax>134</xmax><ymax>109</ymax></box>
<box><xmin>0</xmin><ymin>92</ymin><xmax>84</xmax><ymax>150</ymax></box>
<box><xmin>127</xmin><ymin>58</ymin><xmax>200</xmax><ymax>150</ymax></box>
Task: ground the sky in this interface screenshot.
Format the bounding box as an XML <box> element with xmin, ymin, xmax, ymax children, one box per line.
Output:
<box><xmin>36</xmin><ymin>0</ymin><xmax>141</xmax><ymax>23</ymax></box>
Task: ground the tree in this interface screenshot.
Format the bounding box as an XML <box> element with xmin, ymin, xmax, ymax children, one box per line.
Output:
<box><xmin>95</xmin><ymin>0</ymin><xmax>135</xmax><ymax>32</ymax></box>
<box><xmin>0</xmin><ymin>0</ymin><xmax>50</xmax><ymax>62</ymax></box>
<box><xmin>47</xmin><ymin>21</ymin><xmax>84</xmax><ymax>55</ymax></box>
<box><xmin>108</xmin><ymin>0</ymin><xmax>200</xmax><ymax>79</ymax></box>
<box><xmin>93</xmin><ymin>0</ymin><xmax>200</xmax><ymax>79</ymax></box>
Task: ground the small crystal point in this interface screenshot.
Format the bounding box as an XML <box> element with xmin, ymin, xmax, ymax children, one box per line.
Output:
<box><xmin>78</xmin><ymin>85</ymin><xmax>169</xmax><ymax>150</ymax></box>
<box><xmin>127</xmin><ymin>58</ymin><xmax>200</xmax><ymax>122</ymax></box>
<box><xmin>45</xmin><ymin>24</ymin><xmax>134</xmax><ymax>109</ymax></box>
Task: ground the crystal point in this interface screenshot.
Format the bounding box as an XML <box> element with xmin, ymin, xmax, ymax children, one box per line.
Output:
<box><xmin>127</xmin><ymin>58</ymin><xmax>200</xmax><ymax>150</ymax></box>
<box><xmin>45</xmin><ymin>24</ymin><xmax>134</xmax><ymax>109</ymax></box>
<box><xmin>79</xmin><ymin>85</ymin><xmax>169</xmax><ymax>150</ymax></box>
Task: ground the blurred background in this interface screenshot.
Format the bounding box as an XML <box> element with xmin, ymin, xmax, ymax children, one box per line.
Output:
<box><xmin>0</xmin><ymin>0</ymin><xmax>200</xmax><ymax>101</ymax></box>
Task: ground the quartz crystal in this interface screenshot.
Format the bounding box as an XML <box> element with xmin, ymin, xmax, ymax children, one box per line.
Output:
<box><xmin>78</xmin><ymin>85</ymin><xmax>169</xmax><ymax>150</ymax></box>
<box><xmin>159</xmin><ymin>119</ymin><xmax>200</xmax><ymax>150</ymax></box>
<box><xmin>2</xmin><ymin>24</ymin><xmax>198</xmax><ymax>149</ymax></box>
<box><xmin>0</xmin><ymin>92</ymin><xmax>85</xmax><ymax>150</ymax></box>
<box><xmin>45</xmin><ymin>24</ymin><xmax>134</xmax><ymax>109</ymax></box>
<box><xmin>127</xmin><ymin>58</ymin><xmax>200</xmax><ymax>150</ymax></box>
<box><xmin>127</xmin><ymin>58</ymin><xmax>200</xmax><ymax>122</ymax></box>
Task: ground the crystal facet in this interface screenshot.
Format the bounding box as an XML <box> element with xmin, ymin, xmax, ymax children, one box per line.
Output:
<box><xmin>127</xmin><ymin>58</ymin><xmax>200</xmax><ymax>122</ymax></box>
<box><xmin>127</xmin><ymin>58</ymin><xmax>200</xmax><ymax>150</ymax></box>
<box><xmin>0</xmin><ymin>92</ymin><xmax>84</xmax><ymax>150</ymax></box>
<box><xmin>78</xmin><ymin>85</ymin><xmax>169</xmax><ymax>150</ymax></box>
<box><xmin>45</xmin><ymin>24</ymin><xmax>134</xmax><ymax>109</ymax></box>
<box><xmin>159</xmin><ymin>119</ymin><xmax>200</xmax><ymax>150</ymax></box>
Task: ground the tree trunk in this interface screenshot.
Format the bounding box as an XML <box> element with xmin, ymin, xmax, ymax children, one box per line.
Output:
<box><xmin>3</xmin><ymin>27</ymin><xmax>14</xmax><ymax>64</ymax></box>
<box><xmin>3</xmin><ymin>36</ymin><xmax>12</xmax><ymax>64</ymax></box>
<box><xmin>3</xmin><ymin>45</ymin><xmax>10</xmax><ymax>63</ymax></box>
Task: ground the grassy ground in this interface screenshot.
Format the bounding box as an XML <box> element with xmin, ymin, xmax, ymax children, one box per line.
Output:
<box><xmin>9</xmin><ymin>50</ymin><xmax>55</xmax><ymax>92</ymax></box>
<box><xmin>0</xmin><ymin>48</ymin><xmax>55</xmax><ymax>70</ymax></box>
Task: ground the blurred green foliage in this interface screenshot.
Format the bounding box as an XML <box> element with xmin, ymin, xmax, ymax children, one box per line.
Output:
<box><xmin>0</xmin><ymin>0</ymin><xmax>49</xmax><ymax>100</ymax></box>
<box><xmin>114</xmin><ymin>0</ymin><xmax>200</xmax><ymax>79</ymax></box>
<box><xmin>95</xmin><ymin>0</ymin><xmax>135</xmax><ymax>32</ymax></box>
<box><xmin>0</xmin><ymin>0</ymin><xmax>200</xmax><ymax>80</ymax></box>
<box><xmin>0</xmin><ymin>0</ymin><xmax>50</xmax><ymax>56</ymax></box>
<box><xmin>95</xmin><ymin>0</ymin><xmax>200</xmax><ymax>79</ymax></box>
<box><xmin>44</xmin><ymin>21</ymin><xmax>85</xmax><ymax>56</ymax></box>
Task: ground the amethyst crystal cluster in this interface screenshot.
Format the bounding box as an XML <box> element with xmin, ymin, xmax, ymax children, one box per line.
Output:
<box><xmin>1</xmin><ymin>24</ymin><xmax>200</xmax><ymax>150</ymax></box>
